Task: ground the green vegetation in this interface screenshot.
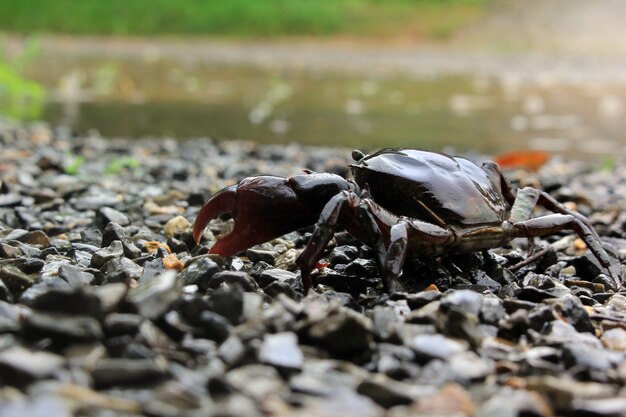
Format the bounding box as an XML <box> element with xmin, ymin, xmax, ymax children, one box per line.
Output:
<box><xmin>105</xmin><ymin>156</ymin><xmax>140</xmax><ymax>175</ymax></box>
<box><xmin>0</xmin><ymin>0</ymin><xmax>487</xmax><ymax>39</ymax></box>
<box><xmin>0</xmin><ymin>37</ymin><xmax>46</xmax><ymax>120</ymax></box>
<box><xmin>64</xmin><ymin>155</ymin><xmax>86</xmax><ymax>176</ymax></box>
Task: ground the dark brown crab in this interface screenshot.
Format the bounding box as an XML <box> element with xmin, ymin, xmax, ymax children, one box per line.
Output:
<box><xmin>193</xmin><ymin>148</ymin><xmax>621</xmax><ymax>292</ymax></box>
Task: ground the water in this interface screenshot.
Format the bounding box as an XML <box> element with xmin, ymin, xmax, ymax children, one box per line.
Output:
<box><xmin>29</xmin><ymin>55</ymin><xmax>626</xmax><ymax>159</ymax></box>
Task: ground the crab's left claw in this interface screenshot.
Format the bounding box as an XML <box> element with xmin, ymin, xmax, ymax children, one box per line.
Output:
<box><xmin>193</xmin><ymin>176</ymin><xmax>320</xmax><ymax>257</ymax></box>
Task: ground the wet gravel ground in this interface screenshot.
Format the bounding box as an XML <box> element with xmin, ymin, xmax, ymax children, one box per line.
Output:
<box><xmin>0</xmin><ymin>123</ymin><xmax>625</xmax><ymax>417</ymax></box>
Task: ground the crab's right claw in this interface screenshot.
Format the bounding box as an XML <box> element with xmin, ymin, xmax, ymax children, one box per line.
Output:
<box><xmin>192</xmin><ymin>176</ymin><xmax>317</xmax><ymax>257</ymax></box>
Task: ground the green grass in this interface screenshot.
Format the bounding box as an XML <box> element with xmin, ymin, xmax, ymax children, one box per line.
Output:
<box><xmin>0</xmin><ymin>36</ymin><xmax>46</xmax><ymax>120</ymax></box>
<box><xmin>0</xmin><ymin>0</ymin><xmax>488</xmax><ymax>39</ymax></box>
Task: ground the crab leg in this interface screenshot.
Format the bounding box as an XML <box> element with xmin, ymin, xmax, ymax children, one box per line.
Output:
<box><xmin>382</xmin><ymin>219</ymin><xmax>457</xmax><ymax>293</ymax></box>
<box><xmin>296</xmin><ymin>191</ymin><xmax>363</xmax><ymax>292</ymax></box>
<box><xmin>509</xmin><ymin>214</ymin><xmax>621</xmax><ymax>289</ymax></box>
<box><xmin>504</xmin><ymin>184</ymin><xmax>621</xmax><ymax>288</ymax></box>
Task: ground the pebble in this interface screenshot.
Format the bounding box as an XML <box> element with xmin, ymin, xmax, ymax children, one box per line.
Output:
<box><xmin>179</xmin><ymin>256</ymin><xmax>220</xmax><ymax>287</ymax></box>
<box><xmin>258</xmin><ymin>268</ymin><xmax>298</xmax><ymax>288</ymax></box>
<box><xmin>91</xmin><ymin>357</ymin><xmax>169</xmax><ymax>388</ymax></box>
<box><xmin>98</xmin><ymin>207</ymin><xmax>130</xmax><ymax>227</ymax></box>
<box><xmin>259</xmin><ymin>331</ymin><xmax>304</xmax><ymax>371</ymax></box>
<box><xmin>0</xmin><ymin>347</ymin><xmax>64</xmax><ymax>387</ymax></box>
<box><xmin>127</xmin><ymin>270</ymin><xmax>181</xmax><ymax>320</ymax></box>
<box><xmin>163</xmin><ymin>215</ymin><xmax>191</xmax><ymax>238</ymax></box>
<box><xmin>411</xmin><ymin>334</ymin><xmax>469</xmax><ymax>362</ymax></box>
<box><xmin>23</xmin><ymin>311</ymin><xmax>104</xmax><ymax>341</ymax></box>
<box><xmin>90</xmin><ymin>240</ymin><xmax>124</xmax><ymax>269</ymax></box>
<box><xmin>601</xmin><ymin>327</ymin><xmax>626</xmax><ymax>350</ymax></box>
<box><xmin>101</xmin><ymin>222</ymin><xmax>141</xmax><ymax>259</ymax></box>
<box><xmin>308</xmin><ymin>309</ymin><xmax>373</xmax><ymax>355</ymax></box>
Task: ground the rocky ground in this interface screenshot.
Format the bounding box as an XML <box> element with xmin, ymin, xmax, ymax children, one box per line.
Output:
<box><xmin>0</xmin><ymin>123</ymin><xmax>625</xmax><ymax>416</ymax></box>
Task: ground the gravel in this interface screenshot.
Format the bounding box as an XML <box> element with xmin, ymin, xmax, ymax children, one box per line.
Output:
<box><xmin>0</xmin><ymin>123</ymin><xmax>625</xmax><ymax>416</ymax></box>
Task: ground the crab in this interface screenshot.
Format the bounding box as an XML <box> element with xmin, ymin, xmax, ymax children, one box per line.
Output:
<box><xmin>192</xmin><ymin>148</ymin><xmax>621</xmax><ymax>293</ymax></box>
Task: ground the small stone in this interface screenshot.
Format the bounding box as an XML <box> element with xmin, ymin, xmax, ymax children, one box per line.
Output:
<box><xmin>80</xmin><ymin>229</ymin><xmax>102</xmax><ymax>246</ymax></box>
<box><xmin>28</xmin><ymin>285</ymin><xmax>102</xmax><ymax>316</ymax></box>
<box><xmin>0</xmin><ymin>347</ymin><xmax>64</xmax><ymax>388</ymax></box>
<box><xmin>411</xmin><ymin>334</ymin><xmax>469</xmax><ymax>362</ymax></box>
<box><xmin>58</xmin><ymin>264</ymin><xmax>96</xmax><ymax>286</ymax></box>
<box><xmin>573</xmin><ymin>252</ymin><xmax>603</xmax><ymax>280</ymax></box>
<box><xmin>440</xmin><ymin>289</ymin><xmax>483</xmax><ymax>316</ymax></box>
<box><xmin>23</xmin><ymin>311</ymin><xmax>103</xmax><ymax>341</ymax></box>
<box><xmin>179</xmin><ymin>256</ymin><xmax>221</xmax><ymax>288</ymax></box>
<box><xmin>357</xmin><ymin>374</ymin><xmax>432</xmax><ymax>408</ymax></box>
<box><xmin>198</xmin><ymin>310</ymin><xmax>232</xmax><ymax>343</ymax></box>
<box><xmin>0</xmin><ymin>193</ymin><xmax>22</xmax><ymax>207</ymax></box>
<box><xmin>308</xmin><ymin>310</ymin><xmax>373</xmax><ymax>355</ymax></box>
<box><xmin>572</xmin><ymin>397</ymin><xmax>626</xmax><ymax>417</ymax></box>
<box><xmin>411</xmin><ymin>383</ymin><xmax>475</xmax><ymax>416</ymax></box>
<box><xmin>101</xmin><ymin>257</ymin><xmax>142</xmax><ymax>284</ymax></box>
<box><xmin>562</xmin><ymin>343</ymin><xmax>623</xmax><ymax>373</ymax></box>
<box><xmin>526</xmin><ymin>375</ymin><xmax>617</xmax><ymax>409</ymax></box>
<box><xmin>471</xmin><ymin>269</ymin><xmax>502</xmax><ymax>293</ymax></box>
<box><xmin>102</xmin><ymin>222</ymin><xmax>141</xmax><ymax>259</ymax></box>
<box><xmin>163</xmin><ymin>215</ymin><xmax>191</xmax><ymax>238</ymax></box>
<box><xmin>127</xmin><ymin>270</ymin><xmax>182</xmax><ymax>320</ymax></box>
<box><xmin>539</xmin><ymin>320</ymin><xmax>602</xmax><ymax>347</ymax></box>
<box><xmin>144</xmin><ymin>241</ymin><xmax>171</xmax><ymax>254</ymax></box>
<box><xmin>225</xmin><ymin>365</ymin><xmax>286</xmax><ymax>402</ymax></box>
<box><xmin>259</xmin><ymin>332</ymin><xmax>303</xmax><ymax>371</ymax></box>
<box><xmin>92</xmin><ymin>358</ymin><xmax>169</xmax><ymax>388</ymax></box>
<box><xmin>51</xmin><ymin>384</ymin><xmax>142</xmax><ymax>414</ymax></box>
<box><xmin>601</xmin><ymin>327</ymin><xmax>626</xmax><ymax>350</ymax></box>
<box><xmin>166</xmin><ymin>236</ymin><xmax>188</xmax><ymax>253</ymax></box>
<box><xmin>0</xmin><ymin>279</ymin><xmax>11</xmax><ymax>303</ymax></box>
<box><xmin>344</xmin><ymin>258</ymin><xmax>379</xmax><ymax>277</ymax></box>
<box><xmin>94</xmin><ymin>283</ymin><xmax>127</xmax><ymax>313</ymax></box>
<box><xmin>98</xmin><ymin>206</ymin><xmax>130</xmax><ymax>227</ymax></box>
<box><xmin>477</xmin><ymin>388</ymin><xmax>553</xmax><ymax>417</ymax></box>
<box><xmin>448</xmin><ymin>351</ymin><xmax>495</xmax><ymax>382</ymax></box>
<box><xmin>480</xmin><ymin>296</ymin><xmax>507</xmax><ymax>324</ymax></box>
<box><xmin>299</xmin><ymin>389</ymin><xmax>385</xmax><ymax>417</ymax></box>
<box><xmin>402</xmin><ymin>295</ymin><xmax>440</xmax><ymax>325</ymax></box>
<box><xmin>0</xmin><ymin>265</ymin><xmax>34</xmax><ymax>297</ymax></box>
<box><xmin>72</xmin><ymin>194</ymin><xmax>120</xmax><ymax>211</ymax></box>
<box><xmin>258</xmin><ymin>268</ymin><xmax>298</xmax><ymax>288</ymax></box>
<box><xmin>208</xmin><ymin>271</ymin><xmax>258</xmax><ymax>292</ymax></box>
<box><xmin>371</xmin><ymin>306</ymin><xmax>400</xmax><ymax>340</ymax></box>
<box><xmin>547</xmin><ymin>294</ymin><xmax>594</xmax><ymax>333</ymax></box>
<box><xmin>20</xmin><ymin>230</ymin><xmax>51</xmax><ymax>247</ymax></box>
<box><xmin>265</xmin><ymin>280</ymin><xmax>299</xmax><ymax>299</ymax></box>
<box><xmin>0</xmin><ymin>242</ymin><xmax>23</xmax><ymax>258</ymax></box>
<box><xmin>90</xmin><ymin>240</ymin><xmax>124</xmax><ymax>269</ymax></box>
<box><xmin>246</xmin><ymin>248</ymin><xmax>276</xmax><ymax>265</ymax></box>
<box><xmin>163</xmin><ymin>253</ymin><xmax>184</xmax><ymax>272</ymax></box>
<box><xmin>242</xmin><ymin>292</ymin><xmax>264</xmax><ymax>320</ymax></box>
<box><xmin>330</xmin><ymin>245</ymin><xmax>359</xmax><ymax>265</ymax></box>
<box><xmin>219</xmin><ymin>335</ymin><xmax>247</xmax><ymax>366</ymax></box>
<box><xmin>104</xmin><ymin>313</ymin><xmax>143</xmax><ymax>336</ymax></box>
<box><xmin>207</xmin><ymin>283</ymin><xmax>244</xmax><ymax>324</ymax></box>
<box><xmin>403</xmin><ymin>291</ymin><xmax>442</xmax><ymax>309</ymax></box>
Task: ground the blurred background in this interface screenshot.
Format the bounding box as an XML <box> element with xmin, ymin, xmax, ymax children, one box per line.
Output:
<box><xmin>1</xmin><ymin>0</ymin><xmax>626</xmax><ymax>160</ymax></box>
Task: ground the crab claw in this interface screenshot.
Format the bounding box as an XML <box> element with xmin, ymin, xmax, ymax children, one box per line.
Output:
<box><xmin>193</xmin><ymin>176</ymin><xmax>322</xmax><ymax>257</ymax></box>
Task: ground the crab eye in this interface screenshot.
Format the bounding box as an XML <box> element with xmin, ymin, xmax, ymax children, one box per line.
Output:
<box><xmin>352</xmin><ymin>150</ymin><xmax>366</xmax><ymax>162</ymax></box>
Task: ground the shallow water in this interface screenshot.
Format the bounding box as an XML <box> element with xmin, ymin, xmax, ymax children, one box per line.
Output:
<box><xmin>29</xmin><ymin>55</ymin><xmax>626</xmax><ymax>159</ymax></box>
